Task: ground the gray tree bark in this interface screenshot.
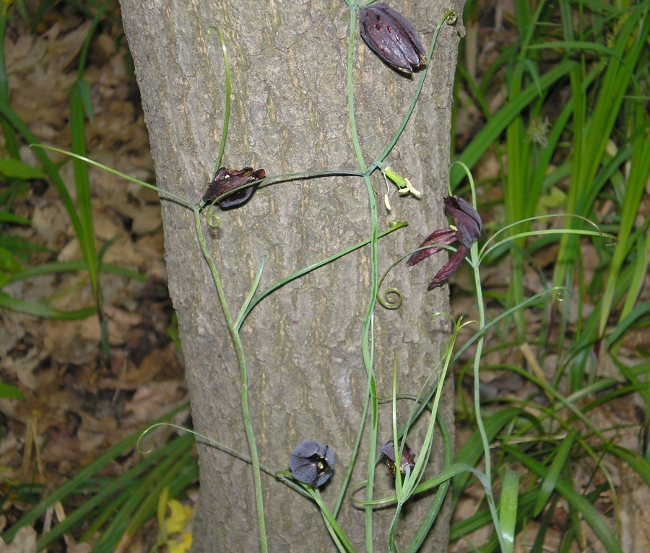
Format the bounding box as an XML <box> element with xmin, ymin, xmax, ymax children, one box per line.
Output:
<box><xmin>119</xmin><ymin>1</ymin><xmax>462</xmax><ymax>551</ymax></box>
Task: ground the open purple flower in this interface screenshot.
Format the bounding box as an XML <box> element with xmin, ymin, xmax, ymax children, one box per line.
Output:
<box><xmin>380</xmin><ymin>440</ymin><xmax>416</xmax><ymax>477</ymax></box>
<box><xmin>289</xmin><ymin>440</ymin><xmax>335</xmax><ymax>487</ymax></box>
<box><xmin>407</xmin><ymin>196</ymin><xmax>482</xmax><ymax>290</ymax></box>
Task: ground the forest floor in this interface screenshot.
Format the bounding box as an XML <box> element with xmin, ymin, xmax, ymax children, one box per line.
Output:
<box><xmin>1</xmin><ymin>4</ymin><xmax>648</xmax><ymax>553</ymax></box>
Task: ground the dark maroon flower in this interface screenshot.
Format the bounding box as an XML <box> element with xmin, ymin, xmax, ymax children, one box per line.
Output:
<box><xmin>380</xmin><ymin>440</ymin><xmax>416</xmax><ymax>477</ymax></box>
<box><xmin>289</xmin><ymin>440</ymin><xmax>335</xmax><ymax>487</ymax></box>
<box><xmin>359</xmin><ymin>3</ymin><xmax>426</xmax><ymax>73</ymax></box>
<box><xmin>202</xmin><ymin>166</ymin><xmax>266</xmax><ymax>209</ymax></box>
<box><xmin>407</xmin><ymin>196</ymin><xmax>482</xmax><ymax>290</ymax></box>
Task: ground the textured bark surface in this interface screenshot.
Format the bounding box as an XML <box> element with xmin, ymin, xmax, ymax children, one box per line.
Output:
<box><xmin>119</xmin><ymin>1</ymin><xmax>462</xmax><ymax>551</ymax></box>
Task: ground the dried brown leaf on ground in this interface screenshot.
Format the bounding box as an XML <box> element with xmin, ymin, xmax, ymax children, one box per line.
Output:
<box><xmin>0</xmin><ymin>10</ymin><xmax>190</xmax><ymax>544</ymax></box>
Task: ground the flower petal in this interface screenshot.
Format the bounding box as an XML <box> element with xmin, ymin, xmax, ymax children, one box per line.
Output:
<box><xmin>427</xmin><ymin>244</ymin><xmax>469</xmax><ymax>290</ymax></box>
<box><xmin>359</xmin><ymin>3</ymin><xmax>426</xmax><ymax>73</ymax></box>
<box><xmin>406</xmin><ymin>228</ymin><xmax>457</xmax><ymax>266</ymax></box>
<box><xmin>443</xmin><ymin>196</ymin><xmax>482</xmax><ymax>248</ymax></box>
<box><xmin>289</xmin><ymin>440</ymin><xmax>335</xmax><ymax>487</ymax></box>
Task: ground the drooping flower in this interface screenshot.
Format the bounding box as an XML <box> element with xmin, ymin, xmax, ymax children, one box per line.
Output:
<box><xmin>289</xmin><ymin>440</ymin><xmax>335</xmax><ymax>487</ymax></box>
<box><xmin>202</xmin><ymin>166</ymin><xmax>266</xmax><ymax>209</ymax></box>
<box><xmin>359</xmin><ymin>3</ymin><xmax>427</xmax><ymax>73</ymax></box>
<box><xmin>380</xmin><ymin>440</ymin><xmax>416</xmax><ymax>477</ymax></box>
<box><xmin>407</xmin><ymin>196</ymin><xmax>482</xmax><ymax>290</ymax></box>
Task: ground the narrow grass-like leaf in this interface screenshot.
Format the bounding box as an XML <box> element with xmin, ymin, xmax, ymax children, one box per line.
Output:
<box><xmin>533</xmin><ymin>429</ymin><xmax>577</xmax><ymax>516</ymax></box>
<box><xmin>405</xmin><ymin>413</ymin><xmax>452</xmax><ymax>553</ymax></box>
<box><xmin>498</xmin><ymin>468</ymin><xmax>518</xmax><ymax>553</ymax></box>
<box><xmin>33</xmin><ymin>145</ymin><xmax>195</xmax><ymax>209</ymax></box>
<box><xmin>451</xmin><ymin>408</ymin><xmax>523</xmax><ymax>510</ymax></box>
<box><xmin>599</xmin><ymin>103</ymin><xmax>650</xmax><ymax>337</ymax></box>
<box><xmin>4</xmin><ymin>260</ymin><xmax>145</xmax><ymax>285</ymax></box>
<box><xmin>235</xmin><ymin>257</ymin><xmax>265</xmax><ymax>329</ymax></box>
<box><xmin>0</xmin><ymin>382</ymin><xmax>25</xmax><ymax>399</ymax></box>
<box><xmin>605</xmin><ymin>302</ymin><xmax>650</xmax><ymax>349</ymax></box>
<box><xmin>209</xmin><ymin>26</ymin><xmax>230</xmax><ymax>171</ymax></box>
<box><xmin>620</xmin><ymin>232</ymin><xmax>649</xmax><ymax>326</ymax></box>
<box><xmin>0</xmin><ymin>212</ymin><xmax>32</xmax><ymax>225</ymax></box>
<box><xmin>1</xmin><ymin>402</ymin><xmax>189</xmax><ymax>544</ymax></box>
<box><xmin>0</xmin><ymin>2</ymin><xmax>21</xmax><ymax>159</ymax></box>
<box><xmin>237</xmin><ymin>222</ymin><xmax>407</xmax><ymax>329</ymax></box>
<box><xmin>70</xmin><ymin>79</ymin><xmax>99</xmax><ymax>315</ymax></box>
<box><xmin>504</xmin><ymin>444</ymin><xmax>624</xmax><ymax>553</ymax></box>
<box><xmin>526</xmin><ymin>41</ymin><xmax>624</xmax><ymax>63</ymax></box>
<box><xmin>305</xmin><ymin>488</ymin><xmax>356</xmax><ymax>553</ymax></box>
<box><xmin>36</xmin><ymin>432</ymin><xmax>195</xmax><ymax>550</ymax></box>
<box><xmin>0</xmin><ymin>236</ymin><xmax>51</xmax><ymax>255</ymax></box>
<box><xmin>0</xmin><ymin>292</ymin><xmax>96</xmax><ymax>319</ymax></box>
<box><xmin>554</xmin><ymin>4</ymin><xmax>650</xmax><ymax>294</ymax></box>
<box><xmin>603</xmin><ymin>445</ymin><xmax>650</xmax><ymax>488</ymax></box>
<box><xmin>450</xmin><ymin>60</ymin><xmax>578</xmax><ymax>189</ymax></box>
<box><xmin>0</xmin><ymin>158</ymin><xmax>45</xmax><ymax>179</ymax></box>
<box><xmin>90</xmin><ymin>450</ymin><xmax>194</xmax><ymax>553</ymax></box>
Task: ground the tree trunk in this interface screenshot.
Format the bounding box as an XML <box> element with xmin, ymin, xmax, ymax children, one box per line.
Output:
<box><xmin>119</xmin><ymin>1</ymin><xmax>462</xmax><ymax>551</ymax></box>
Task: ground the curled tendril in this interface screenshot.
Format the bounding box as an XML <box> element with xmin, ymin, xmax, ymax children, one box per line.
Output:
<box><xmin>378</xmin><ymin>287</ymin><xmax>403</xmax><ymax>310</ymax></box>
<box><xmin>446</xmin><ymin>11</ymin><xmax>459</xmax><ymax>25</ymax></box>
<box><xmin>555</xmin><ymin>287</ymin><xmax>571</xmax><ymax>302</ymax></box>
<box><xmin>207</xmin><ymin>212</ymin><xmax>222</xmax><ymax>228</ymax></box>
<box><xmin>377</xmin><ymin>255</ymin><xmax>409</xmax><ymax>310</ymax></box>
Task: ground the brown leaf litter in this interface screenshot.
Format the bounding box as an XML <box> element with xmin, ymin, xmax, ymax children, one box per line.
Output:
<box><xmin>0</xmin><ymin>7</ymin><xmax>190</xmax><ymax>549</ymax></box>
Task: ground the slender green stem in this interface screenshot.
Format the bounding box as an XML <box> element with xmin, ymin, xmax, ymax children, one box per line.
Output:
<box><xmin>238</xmin><ymin>222</ymin><xmax>407</xmax><ymax>331</ymax></box>
<box><xmin>193</xmin><ymin>207</ymin><xmax>268</xmax><ymax>553</ymax></box>
<box><xmin>469</xmin><ymin>242</ymin><xmax>509</xmax><ymax>552</ymax></box>
<box><xmin>32</xmin><ymin>145</ymin><xmax>196</xmax><ymax>210</ymax></box>
<box><xmin>368</xmin><ymin>10</ymin><xmax>459</xmax><ymax>174</ymax></box>
<box><xmin>348</xmin><ymin>6</ymin><xmax>366</xmax><ymax>174</ymax></box>
<box><xmin>347</xmin><ymin>6</ymin><xmax>380</xmax><ymax>550</ymax></box>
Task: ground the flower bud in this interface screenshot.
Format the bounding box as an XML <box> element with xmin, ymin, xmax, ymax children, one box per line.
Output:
<box><xmin>359</xmin><ymin>3</ymin><xmax>426</xmax><ymax>73</ymax></box>
<box><xmin>202</xmin><ymin>166</ymin><xmax>265</xmax><ymax>209</ymax></box>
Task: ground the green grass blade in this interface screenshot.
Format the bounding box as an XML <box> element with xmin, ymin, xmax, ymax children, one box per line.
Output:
<box><xmin>504</xmin><ymin>445</ymin><xmax>623</xmax><ymax>553</ymax></box>
<box><xmin>0</xmin><ymin>2</ymin><xmax>20</xmax><ymax>159</ymax></box>
<box><xmin>4</xmin><ymin>260</ymin><xmax>145</xmax><ymax>285</ymax></box>
<box><xmin>526</xmin><ymin>41</ymin><xmax>624</xmax><ymax>63</ymax></box>
<box><xmin>498</xmin><ymin>469</ymin><xmax>519</xmax><ymax>553</ymax></box>
<box><xmin>451</xmin><ymin>408</ymin><xmax>524</xmax><ymax>511</ymax></box>
<box><xmin>0</xmin><ymin>106</ymin><xmax>87</xmax><ymax>263</ymax></box>
<box><xmin>0</xmin><ymin>382</ymin><xmax>25</xmax><ymax>400</ymax></box>
<box><xmin>36</xmin><ymin>433</ymin><xmax>195</xmax><ymax>550</ymax></box>
<box><xmin>604</xmin><ymin>445</ymin><xmax>650</xmax><ymax>487</ymax></box>
<box><xmin>70</xmin><ymin>79</ymin><xmax>99</xmax><ymax>302</ymax></box>
<box><xmin>599</xmin><ymin>106</ymin><xmax>650</xmax><ymax>336</ymax></box>
<box><xmin>450</xmin><ymin>60</ymin><xmax>578</xmax><ymax>189</ymax></box>
<box><xmin>620</xmin><ymin>231</ymin><xmax>649</xmax><ymax>320</ymax></box>
<box><xmin>405</xmin><ymin>413</ymin><xmax>452</xmax><ymax>553</ymax></box>
<box><xmin>533</xmin><ymin>429</ymin><xmax>577</xmax><ymax>516</ymax></box>
<box><xmin>0</xmin><ymin>158</ymin><xmax>45</xmax><ymax>179</ymax></box>
<box><xmin>0</xmin><ymin>292</ymin><xmax>96</xmax><ymax>319</ymax></box>
<box><xmin>0</xmin><ymin>402</ymin><xmax>189</xmax><ymax>544</ymax></box>
<box><xmin>0</xmin><ymin>212</ymin><xmax>32</xmax><ymax>225</ymax></box>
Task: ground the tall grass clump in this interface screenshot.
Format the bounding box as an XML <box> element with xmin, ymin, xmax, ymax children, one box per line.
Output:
<box><xmin>447</xmin><ymin>0</ymin><xmax>650</xmax><ymax>550</ymax></box>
